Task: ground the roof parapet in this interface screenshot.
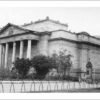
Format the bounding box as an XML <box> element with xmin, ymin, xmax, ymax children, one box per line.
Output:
<box><xmin>77</xmin><ymin>31</ymin><xmax>90</xmax><ymax>36</ymax></box>
<box><xmin>22</xmin><ymin>17</ymin><xmax>68</xmax><ymax>27</ymax></box>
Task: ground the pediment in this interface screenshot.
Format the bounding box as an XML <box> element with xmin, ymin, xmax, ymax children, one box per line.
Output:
<box><xmin>0</xmin><ymin>23</ymin><xmax>30</xmax><ymax>38</ymax></box>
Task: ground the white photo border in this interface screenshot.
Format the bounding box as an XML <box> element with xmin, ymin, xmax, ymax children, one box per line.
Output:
<box><xmin>0</xmin><ymin>1</ymin><xmax>100</xmax><ymax>99</ymax></box>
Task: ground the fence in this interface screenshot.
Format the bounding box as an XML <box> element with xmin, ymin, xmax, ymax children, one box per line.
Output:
<box><xmin>0</xmin><ymin>80</ymin><xmax>100</xmax><ymax>93</ymax></box>
<box><xmin>0</xmin><ymin>70</ymin><xmax>100</xmax><ymax>93</ymax></box>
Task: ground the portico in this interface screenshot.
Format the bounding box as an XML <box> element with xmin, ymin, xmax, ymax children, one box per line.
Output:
<box><xmin>0</xmin><ymin>23</ymin><xmax>40</xmax><ymax>69</ymax></box>
<box><xmin>0</xmin><ymin>39</ymin><xmax>39</xmax><ymax>69</ymax></box>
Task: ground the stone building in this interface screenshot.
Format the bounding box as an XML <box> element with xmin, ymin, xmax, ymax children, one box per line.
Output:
<box><xmin>0</xmin><ymin>17</ymin><xmax>100</xmax><ymax>73</ymax></box>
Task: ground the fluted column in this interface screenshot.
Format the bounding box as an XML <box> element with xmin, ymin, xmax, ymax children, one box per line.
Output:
<box><xmin>12</xmin><ymin>42</ymin><xmax>16</xmax><ymax>63</ymax></box>
<box><xmin>4</xmin><ymin>43</ymin><xmax>9</xmax><ymax>68</ymax></box>
<box><xmin>27</xmin><ymin>40</ymin><xmax>31</xmax><ymax>59</ymax></box>
<box><xmin>0</xmin><ymin>44</ymin><xmax>2</xmax><ymax>68</ymax></box>
<box><xmin>19</xmin><ymin>41</ymin><xmax>24</xmax><ymax>59</ymax></box>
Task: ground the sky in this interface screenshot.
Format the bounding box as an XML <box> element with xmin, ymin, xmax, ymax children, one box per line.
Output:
<box><xmin>0</xmin><ymin>7</ymin><xmax>100</xmax><ymax>36</ymax></box>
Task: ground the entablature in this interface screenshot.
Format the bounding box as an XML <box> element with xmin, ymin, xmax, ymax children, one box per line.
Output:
<box><xmin>0</xmin><ymin>33</ymin><xmax>39</xmax><ymax>43</ymax></box>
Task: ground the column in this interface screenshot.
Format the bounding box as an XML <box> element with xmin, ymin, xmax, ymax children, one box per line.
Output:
<box><xmin>0</xmin><ymin>44</ymin><xmax>2</xmax><ymax>68</ymax></box>
<box><xmin>38</xmin><ymin>35</ymin><xmax>49</xmax><ymax>56</ymax></box>
<box><xmin>12</xmin><ymin>42</ymin><xmax>16</xmax><ymax>63</ymax></box>
<box><xmin>27</xmin><ymin>40</ymin><xmax>31</xmax><ymax>59</ymax></box>
<box><xmin>2</xmin><ymin>45</ymin><xmax>5</xmax><ymax>68</ymax></box>
<box><xmin>4</xmin><ymin>43</ymin><xmax>9</xmax><ymax>68</ymax></box>
<box><xmin>19</xmin><ymin>41</ymin><xmax>24</xmax><ymax>59</ymax></box>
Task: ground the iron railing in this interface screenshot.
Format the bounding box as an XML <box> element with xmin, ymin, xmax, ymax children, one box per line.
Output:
<box><xmin>0</xmin><ymin>71</ymin><xmax>100</xmax><ymax>93</ymax></box>
<box><xmin>0</xmin><ymin>80</ymin><xmax>99</xmax><ymax>93</ymax></box>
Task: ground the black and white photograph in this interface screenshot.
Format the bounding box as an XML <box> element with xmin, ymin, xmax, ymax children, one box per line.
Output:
<box><xmin>0</xmin><ymin>1</ymin><xmax>100</xmax><ymax>99</ymax></box>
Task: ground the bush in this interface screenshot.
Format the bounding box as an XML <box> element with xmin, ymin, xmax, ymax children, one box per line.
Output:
<box><xmin>10</xmin><ymin>67</ymin><xmax>18</xmax><ymax>79</ymax></box>
<box><xmin>45</xmin><ymin>68</ymin><xmax>59</xmax><ymax>80</ymax></box>
<box><xmin>26</xmin><ymin>67</ymin><xmax>36</xmax><ymax>80</ymax></box>
<box><xmin>51</xmin><ymin>50</ymin><xmax>73</xmax><ymax>77</ymax></box>
<box><xmin>14</xmin><ymin>58</ymin><xmax>31</xmax><ymax>79</ymax></box>
<box><xmin>31</xmin><ymin>55</ymin><xmax>54</xmax><ymax>79</ymax></box>
<box><xmin>0</xmin><ymin>68</ymin><xmax>11</xmax><ymax>80</ymax></box>
<box><xmin>45</xmin><ymin>75</ymin><xmax>60</xmax><ymax>81</ymax></box>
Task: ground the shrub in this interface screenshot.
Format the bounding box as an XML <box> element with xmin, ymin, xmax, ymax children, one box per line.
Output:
<box><xmin>45</xmin><ymin>68</ymin><xmax>59</xmax><ymax>80</ymax></box>
<box><xmin>45</xmin><ymin>75</ymin><xmax>60</xmax><ymax>81</ymax></box>
<box><xmin>0</xmin><ymin>68</ymin><xmax>11</xmax><ymax>80</ymax></box>
<box><xmin>10</xmin><ymin>67</ymin><xmax>18</xmax><ymax>79</ymax></box>
<box><xmin>51</xmin><ymin>49</ymin><xmax>73</xmax><ymax>77</ymax></box>
<box><xmin>14</xmin><ymin>58</ymin><xmax>31</xmax><ymax>79</ymax></box>
<box><xmin>31</xmin><ymin>55</ymin><xmax>54</xmax><ymax>79</ymax></box>
<box><xmin>27</xmin><ymin>67</ymin><xmax>36</xmax><ymax>80</ymax></box>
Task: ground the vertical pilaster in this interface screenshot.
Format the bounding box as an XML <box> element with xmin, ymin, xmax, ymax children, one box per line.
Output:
<box><xmin>77</xmin><ymin>44</ymin><xmax>82</xmax><ymax>68</ymax></box>
<box><xmin>38</xmin><ymin>35</ymin><xmax>49</xmax><ymax>56</ymax></box>
<box><xmin>27</xmin><ymin>40</ymin><xmax>31</xmax><ymax>59</ymax></box>
<box><xmin>19</xmin><ymin>41</ymin><xmax>24</xmax><ymax>59</ymax></box>
<box><xmin>4</xmin><ymin>43</ymin><xmax>9</xmax><ymax>68</ymax></box>
<box><xmin>12</xmin><ymin>42</ymin><xmax>16</xmax><ymax>63</ymax></box>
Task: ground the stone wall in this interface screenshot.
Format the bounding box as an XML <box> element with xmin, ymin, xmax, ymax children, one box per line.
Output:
<box><xmin>88</xmin><ymin>45</ymin><xmax>100</xmax><ymax>69</ymax></box>
<box><xmin>48</xmin><ymin>40</ymin><xmax>79</xmax><ymax>69</ymax></box>
<box><xmin>31</xmin><ymin>40</ymin><xmax>38</xmax><ymax>58</ymax></box>
<box><xmin>50</xmin><ymin>30</ymin><xmax>77</xmax><ymax>41</ymax></box>
<box><xmin>78</xmin><ymin>44</ymin><xmax>100</xmax><ymax>71</ymax></box>
<box><xmin>48</xmin><ymin>39</ymin><xmax>100</xmax><ymax>72</ymax></box>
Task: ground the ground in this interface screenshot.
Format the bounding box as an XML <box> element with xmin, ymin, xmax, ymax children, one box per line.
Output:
<box><xmin>67</xmin><ymin>88</ymin><xmax>100</xmax><ymax>92</ymax></box>
<box><xmin>30</xmin><ymin>88</ymin><xmax>100</xmax><ymax>93</ymax></box>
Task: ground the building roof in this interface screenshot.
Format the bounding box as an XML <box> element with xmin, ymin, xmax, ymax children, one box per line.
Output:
<box><xmin>0</xmin><ymin>23</ymin><xmax>35</xmax><ymax>34</ymax></box>
<box><xmin>0</xmin><ymin>23</ymin><xmax>40</xmax><ymax>36</ymax></box>
<box><xmin>77</xmin><ymin>31</ymin><xmax>90</xmax><ymax>36</ymax></box>
<box><xmin>1</xmin><ymin>18</ymin><xmax>100</xmax><ymax>46</ymax></box>
<box><xmin>94</xmin><ymin>35</ymin><xmax>100</xmax><ymax>39</ymax></box>
<box><xmin>22</xmin><ymin>16</ymin><xmax>68</xmax><ymax>27</ymax></box>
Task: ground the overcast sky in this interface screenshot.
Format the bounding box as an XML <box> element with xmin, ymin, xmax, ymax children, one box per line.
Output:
<box><xmin>0</xmin><ymin>7</ymin><xmax>100</xmax><ymax>36</ymax></box>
